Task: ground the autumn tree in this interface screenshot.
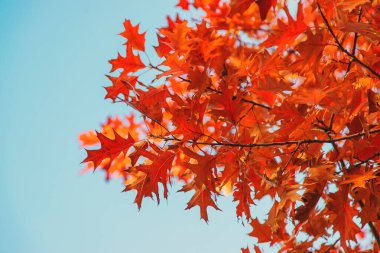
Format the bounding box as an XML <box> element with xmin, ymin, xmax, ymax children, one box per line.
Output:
<box><xmin>79</xmin><ymin>0</ymin><xmax>380</xmax><ymax>251</ymax></box>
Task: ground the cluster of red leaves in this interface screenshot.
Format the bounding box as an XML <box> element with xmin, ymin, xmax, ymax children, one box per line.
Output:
<box><xmin>80</xmin><ymin>0</ymin><xmax>380</xmax><ymax>252</ymax></box>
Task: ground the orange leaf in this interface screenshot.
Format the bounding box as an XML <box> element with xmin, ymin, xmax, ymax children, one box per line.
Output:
<box><xmin>120</xmin><ymin>20</ymin><xmax>146</xmax><ymax>51</ymax></box>
<box><xmin>183</xmin><ymin>184</ymin><xmax>220</xmax><ymax>222</ymax></box>
<box><xmin>82</xmin><ymin>130</ymin><xmax>134</xmax><ymax>169</ymax></box>
<box><xmin>176</xmin><ymin>0</ymin><xmax>190</xmax><ymax>10</ymax></box>
<box><xmin>109</xmin><ymin>46</ymin><xmax>145</xmax><ymax>73</ymax></box>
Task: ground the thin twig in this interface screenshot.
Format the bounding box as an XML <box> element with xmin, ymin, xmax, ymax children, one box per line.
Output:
<box><xmin>328</xmin><ymin>113</ymin><xmax>335</xmax><ymax>131</ymax></box>
<box><xmin>354</xmin><ymin>151</ymin><xmax>380</xmax><ymax>166</ymax></box>
<box><xmin>345</xmin><ymin>7</ymin><xmax>362</xmax><ymax>74</ymax></box>
<box><xmin>116</xmin><ymin>96</ymin><xmax>172</xmax><ymax>135</ymax></box>
<box><xmin>322</xmin><ymin>238</ymin><xmax>340</xmax><ymax>253</ymax></box>
<box><xmin>368</xmin><ymin>221</ymin><xmax>380</xmax><ymax>248</ymax></box>
<box><xmin>282</xmin><ymin>142</ymin><xmax>301</xmax><ymax>171</ymax></box>
<box><xmin>148</xmin><ymin>64</ymin><xmax>272</xmax><ymax>110</ymax></box>
<box><xmin>317</xmin><ymin>3</ymin><xmax>380</xmax><ymax>79</ymax></box>
<box><xmin>206</xmin><ymin>87</ymin><xmax>272</xmax><ymax>110</ymax></box>
<box><xmin>150</xmin><ymin>128</ymin><xmax>380</xmax><ymax>148</ymax></box>
<box><xmin>149</xmin><ymin>63</ymin><xmax>191</xmax><ymax>82</ymax></box>
<box><xmin>359</xmin><ymin>200</ymin><xmax>380</xmax><ymax>248</ymax></box>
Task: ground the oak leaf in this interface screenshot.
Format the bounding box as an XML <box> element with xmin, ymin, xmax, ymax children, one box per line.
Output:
<box><xmin>82</xmin><ymin>130</ymin><xmax>134</xmax><ymax>169</ymax></box>
<box><xmin>80</xmin><ymin>0</ymin><xmax>380</xmax><ymax>251</ymax></box>
<box><xmin>109</xmin><ymin>46</ymin><xmax>145</xmax><ymax>73</ymax></box>
<box><xmin>120</xmin><ymin>20</ymin><xmax>146</xmax><ymax>51</ymax></box>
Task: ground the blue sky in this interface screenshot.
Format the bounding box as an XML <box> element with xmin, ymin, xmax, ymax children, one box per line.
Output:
<box><xmin>0</xmin><ymin>1</ymin><xmax>259</xmax><ymax>252</ymax></box>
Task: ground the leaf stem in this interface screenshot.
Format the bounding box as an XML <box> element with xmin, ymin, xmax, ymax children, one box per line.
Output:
<box><xmin>345</xmin><ymin>7</ymin><xmax>362</xmax><ymax>75</ymax></box>
<box><xmin>322</xmin><ymin>238</ymin><xmax>340</xmax><ymax>253</ymax></box>
<box><xmin>368</xmin><ymin>221</ymin><xmax>380</xmax><ymax>248</ymax></box>
<box><xmin>281</xmin><ymin>142</ymin><xmax>301</xmax><ymax>171</ymax></box>
<box><xmin>359</xmin><ymin>200</ymin><xmax>380</xmax><ymax>248</ymax></box>
<box><xmin>317</xmin><ymin>3</ymin><xmax>380</xmax><ymax>79</ymax></box>
<box><xmin>354</xmin><ymin>151</ymin><xmax>380</xmax><ymax>166</ymax></box>
<box><xmin>206</xmin><ymin>87</ymin><xmax>272</xmax><ymax>110</ymax></box>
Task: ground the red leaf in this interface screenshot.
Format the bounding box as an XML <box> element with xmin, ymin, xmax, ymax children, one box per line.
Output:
<box><xmin>80</xmin><ymin>1</ymin><xmax>380</xmax><ymax>251</ymax></box>
<box><xmin>233</xmin><ymin>180</ymin><xmax>254</xmax><ymax>219</ymax></box>
<box><xmin>154</xmin><ymin>34</ymin><xmax>173</xmax><ymax>58</ymax></box>
<box><xmin>109</xmin><ymin>46</ymin><xmax>145</xmax><ymax>73</ymax></box>
<box><xmin>256</xmin><ymin>0</ymin><xmax>276</xmax><ymax>20</ymax></box>
<box><xmin>120</xmin><ymin>19</ymin><xmax>146</xmax><ymax>51</ymax></box>
<box><xmin>123</xmin><ymin>172</ymin><xmax>152</xmax><ymax>209</ymax></box>
<box><xmin>82</xmin><ymin>130</ymin><xmax>135</xmax><ymax>169</ymax></box>
<box><xmin>176</xmin><ymin>0</ymin><xmax>190</xmax><ymax>10</ymax></box>
<box><xmin>241</xmin><ymin>246</ymin><xmax>250</xmax><ymax>253</ymax></box>
<box><xmin>183</xmin><ymin>184</ymin><xmax>220</xmax><ymax>222</ymax></box>
<box><xmin>104</xmin><ymin>75</ymin><xmax>137</xmax><ymax>101</ymax></box>
<box><xmin>133</xmin><ymin>146</ymin><xmax>176</xmax><ymax>202</ymax></box>
<box><xmin>249</xmin><ymin>219</ymin><xmax>272</xmax><ymax>243</ymax></box>
<box><xmin>229</xmin><ymin>0</ymin><xmax>254</xmax><ymax>16</ymax></box>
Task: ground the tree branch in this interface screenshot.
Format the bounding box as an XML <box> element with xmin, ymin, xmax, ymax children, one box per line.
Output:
<box><xmin>149</xmin><ymin>64</ymin><xmax>272</xmax><ymax>110</ymax></box>
<box><xmin>322</xmin><ymin>238</ymin><xmax>340</xmax><ymax>253</ymax></box>
<box><xmin>354</xmin><ymin>150</ymin><xmax>380</xmax><ymax>166</ymax></box>
<box><xmin>151</xmin><ymin>128</ymin><xmax>380</xmax><ymax>148</ymax></box>
<box><xmin>317</xmin><ymin>3</ymin><xmax>380</xmax><ymax>79</ymax></box>
<box><xmin>149</xmin><ymin>64</ymin><xmax>191</xmax><ymax>82</ymax></box>
<box><xmin>359</xmin><ymin>200</ymin><xmax>380</xmax><ymax>248</ymax></box>
<box><xmin>206</xmin><ymin>88</ymin><xmax>272</xmax><ymax>110</ymax></box>
<box><xmin>368</xmin><ymin>220</ymin><xmax>380</xmax><ymax>248</ymax></box>
<box><xmin>345</xmin><ymin>7</ymin><xmax>362</xmax><ymax>74</ymax></box>
<box><xmin>281</xmin><ymin>142</ymin><xmax>301</xmax><ymax>171</ymax></box>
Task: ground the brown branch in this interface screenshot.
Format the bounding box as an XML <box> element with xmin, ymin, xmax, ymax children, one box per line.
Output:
<box><xmin>322</xmin><ymin>238</ymin><xmax>340</xmax><ymax>253</ymax></box>
<box><xmin>368</xmin><ymin>221</ymin><xmax>380</xmax><ymax>248</ymax></box>
<box><xmin>149</xmin><ymin>64</ymin><xmax>272</xmax><ymax>110</ymax></box>
<box><xmin>237</xmin><ymin>104</ymin><xmax>254</xmax><ymax>124</ymax></box>
<box><xmin>328</xmin><ymin>113</ymin><xmax>334</xmax><ymax>131</ymax></box>
<box><xmin>317</xmin><ymin>3</ymin><xmax>380</xmax><ymax>79</ymax></box>
<box><xmin>281</xmin><ymin>142</ymin><xmax>301</xmax><ymax>171</ymax></box>
<box><xmin>346</xmin><ymin>7</ymin><xmax>362</xmax><ymax>74</ymax></box>
<box><xmin>354</xmin><ymin>150</ymin><xmax>380</xmax><ymax>166</ymax></box>
<box><xmin>359</xmin><ymin>200</ymin><xmax>380</xmax><ymax>248</ymax></box>
<box><xmin>241</xmin><ymin>98</ymin><xmax>271</xmax><ymax>110</ymax></box>
<box><xmin>206</xmin><ymin>87</ymin><xmax>272</xmax><ymax>110</ymax></box>
<box><xmin>150</xmin><ymin>128</ymin><xmax>380</xmax><ymax>148</ymax></box>
<box><xmin>149</xmin><ymin>64</ymin><xmax>191</xmax><ymax>82</ymax></box>
<box><xmin>315</xmin><ymin>114</ymin><xmax>344</xmax><ymax>169</ymax></box>
<box><xmin>115</xmin><ymin>96</ymin><xmax>173</xmax><ymax>135</ymax></box>
<box><xmin>330</xmin><ymin>59</ymin><xmax>350</xmax><ymax>65</ymax></box>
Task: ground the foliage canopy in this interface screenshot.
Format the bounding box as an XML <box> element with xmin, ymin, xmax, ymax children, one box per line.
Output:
<box><xmin>80</xmin><ymin>0</ymin><xmax>380</xmax><ymax>251</ymax></box>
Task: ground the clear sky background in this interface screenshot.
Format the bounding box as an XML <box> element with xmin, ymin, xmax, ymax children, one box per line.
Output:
<box><xmin>0</xmin><ymin>1</ymin><xmax>264</xmax><ymax>252</ymax></box>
